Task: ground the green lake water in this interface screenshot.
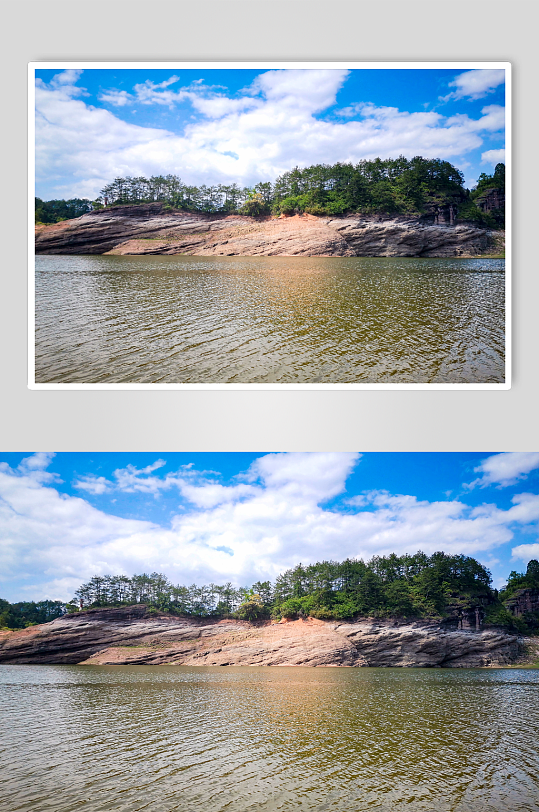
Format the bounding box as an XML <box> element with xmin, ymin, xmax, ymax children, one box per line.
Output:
<box><xmin>0</xmin><ymin>665</ymin><xmax>537</xmax><ymax>812</ymax></box>
<box><xmin>34</xmin><ymin>255</ymin><xmax>505</xmax><ymax>383</ymax></box>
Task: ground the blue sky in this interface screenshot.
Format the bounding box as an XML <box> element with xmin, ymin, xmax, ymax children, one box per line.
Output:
<box><xmin>34</xmin><ymin>66</ymin><xmax>506</xmax><ymax>201</ymax></box>
<box><xmin>1</xmin><ymin>452</ymin><xmax>537</xmax><ymax>603</ymax></box>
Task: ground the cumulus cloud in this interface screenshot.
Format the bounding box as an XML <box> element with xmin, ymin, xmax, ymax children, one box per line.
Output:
<box><xmin>35</xmin><ymin>69</ymin><xmax>506</xmax><ymax>200</ymax></box>
<box><xmin>38</xmin><ymin>68</ymin><xmax>88</xmax><ymax>98</ymax></box>
<box><xmin>98</xmin><ymin>89</ymin><xmax>135</xmax><ymax>107</ymax></box>
<box><xmin>2</xmin><ymin>453</ymin><xmax>539</xmax><ymax>602</ymax></box>
<box><xmin>0</xmin><ymin>458</ymin><xmax>155</xmax><ymax>598</ymax></box>
<box><xmin>465</xmin><ymin>452</ymin><xmax>539</xmax><ymax>489</ymax></box>
<box><xmin>35</xmin><ymin>73</ymin><xmax>171</xmax><ymax>200</ymax></box>
<box><xmin>16</xmin><ymin>452</ymin><xmax>59</xmax><ymax>483</ymax></box>
<box><xmin>511</xmin><ymin>543</ymin><xmax>539</xmax><ymax>565</ymax></box>
<box><xmin>98</xmin><ymin>75</ymin><xmax>230</xmax><ymax>110</ymax></box>
<box><xmin>74</xmin><ymin>475</ymin><xmax>111</xmax><ymax>495</ymax></box>
<box><xmin>74</xmin><ymin>459</ymin><xmax>219</xmax><ymax>497</ymax></box>
<box><xmin>482</xmin><ymin>148</ymin><xmax>506</xmax><ymax>164</ymax></box>
<box><xmin>441</xmin><ymin>68</ymin><xmax>506</xmax><ymax>102</ymax></box>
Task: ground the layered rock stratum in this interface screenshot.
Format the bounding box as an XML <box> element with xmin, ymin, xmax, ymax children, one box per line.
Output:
<box><xmin>0</xmin><ymin>606</ymin><xmax>523</xmax><ymax>668</ymax></box>
<box><xmin>35</xmin><ymin>204</ymin><xmax>500</xmax><ymax>258</ymax></box>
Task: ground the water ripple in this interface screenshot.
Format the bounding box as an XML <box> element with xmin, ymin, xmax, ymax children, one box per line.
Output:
<box><xmin>35</xmin><ymin>255</ymin><xmax>505</xmax><ymax>383</ymax></box>
<box><xmin>0</xmin><ymin>666</ymin><xmax>537</xmax><ymax>812</ymax></box>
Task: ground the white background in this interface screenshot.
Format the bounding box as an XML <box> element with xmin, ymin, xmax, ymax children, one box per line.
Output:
<box><xmin>1</xmin><ymin>0</ymin><xmax>536</xmax><ymax>452</ymax></box>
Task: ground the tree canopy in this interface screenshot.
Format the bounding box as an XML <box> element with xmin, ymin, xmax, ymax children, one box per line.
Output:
<box><xmin>0</xmin><ymin>599</ymin><xmax>66</xmax><ymax>630</ymax></box>
<box><xmin>35</xmin><ymin>159</ymin><xmax>505</xmax><ymax>228</ymax></box>
<box><xmin>3</xmin><ymin>553</ymin><xmax>537</xmax><ymax>633</ymax></box>
<box><xmin>68</xmin><ymin>551</ymin><xmax>493</xmax><ymax>621</ymax></box>
<box><xmin>35</xmin><ymin>198</ymin><xmax>93</xmax><ymax>224</ymax></box>
<box><xmin>499</xmin><ymin>559</ymin><xmax>539</xmax><ymax>599</ymax></box>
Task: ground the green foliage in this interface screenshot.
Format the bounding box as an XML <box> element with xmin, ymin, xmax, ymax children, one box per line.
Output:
<box><xmin>35</xmin><ymin>157</ymin><xmax>482</xmax><ymax>223</ymax></box>
<box><xmin>240</xmin><ymin>192</ymin><xmax>270</xmax><ymax>217</ymax></box>
<box><xmin>38</xmin><ymin>159</ymin><xmax>506</xmax><ymax>226</ymax></box>
<box><xmin>273</xmin><ymin>196</ymin><xmax>302</xmax><ymax>215</ymax></box>
<box><xmin>457</xmin><ymin>201</ymin><xmax>497</xmax><ymax>228</ymax></box>
<box><xmin>472</xmin><ymin>163</ymin><xmax>505</xmax><ymax>197</ymax></box>
<box><xmin>235</xmin><ymin>594</ymin><xmax>270</xmax><ymax>621</ymax></box>
<box><xmin>3</xmin><ymin>552</ymin><xmax>500</xmax><ymax>630</ymax></box>
<box><xmin>484</xmin><ymin>605</ymin><xmax>534</xmax><ymax>635</ymax></box>
<box><xmin>499</xmin><ymin>560</ymin><xmax>539</xmax><ymax>600</ymax></box>
<box><xmin>468</xmin><ymin>163</ymin><xmax>505</xmax><ymax>227</ymax></box>
<box><xmin>73</xmin><ymin>573</ymin><xmax>253</xmax><ymax>617</ymax></box>
<box><xmin>526</xmin><ymin>559</ymin><xmax>539</xmax><ymax>583</ymax></box>
<box><xmin>35</xmin><ymin>197</ymin><xmax>92</xmax><ymax>223</ymax></box>
<box><xmin>486</xmin><ymin>561</ymin><xmax>539</xmax><ymax>636</ymax></box>
<box><xmin>0</xmin><ymin>599</ymin><xmax>67</xmax><ymax>630</ymax></box>
<box><xmin>279</xmin><ymin>598</ymin><xmax>305</xmax><ymax>619</ymax></box>
<box><xmin>271</xmin><ymin>156</ymin><xmax>467</xmax><ymax>217</ymax></box>
<box><xmin>269</xmin><ymin>552</ymin><xmax>493</xmax><ymax>621</ymax></box>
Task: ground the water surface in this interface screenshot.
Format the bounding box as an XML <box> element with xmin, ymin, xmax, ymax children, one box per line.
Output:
<box><xmin>35</xmin><ymin>255</ymin><xmax>505</xmax><ymax>383</ymax></box>
<box><xmin>1</xmin><ymin>665</ymin><xmax>537</xmax><ymax>811</ymax></box>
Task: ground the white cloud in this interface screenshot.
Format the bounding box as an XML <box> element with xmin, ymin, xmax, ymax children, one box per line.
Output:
<box><xmin>75</xmin><ymin>476</ymin><xmax>111</xmax><ymax>495</ymax></box>
<box><xmin>17</xmin><ymin>452</ymin><xmax>59</xmax><ymax>483</ymax></box>
<box><xmin>441</xmin><ymin>69</ymin><xmax>506</xmax><ymax>102</ymax></box>
<box><xmin>98</xmin><ymin>89</ymin><xmax>134</xmax><ymax>107</ymax></box>
<box><xmin>511</xmin><ymin>543</ymin><xmax>539</xmax><ymax>565</ymax></box>
<box><xmin>252</xmin><ymin>68</ymin><xmax>350</xmax><ymax>112</ymax></box>
<box><xmin>35</xmin><ymin>69</ymin><xmax>506</xmax><ymax>200</ymax></box>
<box><xmin>189</xmin><ymin>95</ymin><xmax>261</xmax><ymax>118</ymax></box>
<box><xmin>481</xmin><ymin>148</ymin><xmax>506</xmax><ymax>165</ymax></box>
<box><xmin>465</xmin><ymin>452</ymin><xmax>539</xmax><ymax>489</ymax></box>
<box><xmin>2</xmin><ymin>453</ymin><xmax>539</xmax><ymax>602</ymax></box>
<box><xmin>113</xmin><ymin>460</ymin><xmax>168</xmax><ymax>492</ymax></box>
<box><xmin>339</xmin><ymin>102</ymin><xmax>364</xmax><ymax>118</ymax></box>
<box><xmin>40</xmin><ymin>69</ymin><xmax>88</xmax><ymax>98</ymax></box>
<box><xmin>35</xmin><ymin>73</ymin><xmax>172</xmax><ymax>200</ymax></box>
<box><xmin>73</xmin><ymin>459</ymin><xmax>220</xmax><ymax>497</ymax></box>
<box><xmin>98</xmin><ymin>75</ymin><xmax>232</xmax><ymax>111</ymax></box>
<box><xmin>249</xmin><ymin>451</ymin><xmax>358</xmax><ymax>501</ymax></box>
<box><xmin>471</xmin><ymin>104</ymin><xmax>505</xmax><ymax>131</ymax></box>
<box><xmin>130</xmin><ymin>78</ymin><xmax>193</xmax><ymax>107</ymax></box>
<box><xmin>180</xmin><ymin>482</ymin><xmax>257</xmax><ymax>509</ymax></box>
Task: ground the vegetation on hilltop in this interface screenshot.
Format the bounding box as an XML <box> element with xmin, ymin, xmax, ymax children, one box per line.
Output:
<box><xmin>35</xmin><ymin>198</ymin><xmax>93</xmax><ymax>224</ymax></box>
<box><xmin>486</xmin><ymin>559</ymin><xmax>539</xmax><ymax>633</ymax></box>
<box><xmin>35</xmin><ymin>158</ymin><xmax>505</xmax><ymax>227</ymax></box>
<box><xmin>472</xmin><ymin>161</ymin><xmax>505</xmax><ymax>199</ymax></box>
<box><xmin>0</xmin><ymin>599</ymin><xmax>66</xmax><ymax>630</ymax></box>
<box><xmin>459</xmin><ymin>162</ymin><xmax>506</xmax><ymax>228</ymax></box>
<box><xmin>5</xmin><ymin>553</ymin><xmax>534</xmax><ymax>633</ymax></box>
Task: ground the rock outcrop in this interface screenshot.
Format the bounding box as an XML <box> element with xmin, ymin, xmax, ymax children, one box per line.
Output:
<box><xmin>0</xmin><ymin>606</ymin><xmax>523</xmax><ymax>668</ymax></box>
<box><xmin>35</xmin><ymin>204</ymin><xmax>498</xmax><ymax>258</ymax></box>
<box><xmin>505</xmin><ymin>588</ymin><xmax>539</xmax><ymax>617</ymax></box>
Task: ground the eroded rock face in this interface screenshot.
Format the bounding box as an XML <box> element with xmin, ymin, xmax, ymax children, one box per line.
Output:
<box><xmin>0</xmin><ymin>606</ymin><xmax>522</xmax><ymax>668</ymax></box>
<box><xmin>35</xmin><ymin>205</ymin><xmax>497</xmax><ymax>258</ymax></box>
<box><xmin>504</xmin><ymin>588</ymin><xmax>539</xmax><ymax>616</ymax></box>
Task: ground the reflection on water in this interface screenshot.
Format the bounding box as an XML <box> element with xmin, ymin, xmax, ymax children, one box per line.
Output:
<box><xmin>0</xmin><ymin>665</ymin><xmax>537</xmax><ymax>812</ymax></box>
<box><xmin>35</xmin><ymin>255</ymin><xmax>505</xmax><ymax>383</ymax></box>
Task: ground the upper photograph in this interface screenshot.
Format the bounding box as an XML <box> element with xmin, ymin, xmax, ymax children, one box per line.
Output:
<box><xmin>30</xmin><ymin>62</ymin><xmax>510</xmax><ymax>389</ymax></box>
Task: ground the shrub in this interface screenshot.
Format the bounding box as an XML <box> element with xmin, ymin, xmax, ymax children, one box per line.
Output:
<box><xmin>235</xmin><ymin>596</ymin><xmax>270</xmax><ymax>621</ymax></box>
<box><xmin>240</xmin><ymin>193</ymin><xmax>270</xmax><ymax>217</ymax></box>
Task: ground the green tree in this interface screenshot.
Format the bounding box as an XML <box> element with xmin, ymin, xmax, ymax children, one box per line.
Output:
<box><xmin>236</xmin><ymin>593</ymin><xmax>270</xmax><ymax>620</ymax></box>
<box><xmin>240</xmin><ymin>192</ymin><xmax>270</xmax><ymax>217</ymax></box>
<box><xmin>526</xmin><ymin>559</ymin><xmax>539</xmax><ymax>585</ymax></box>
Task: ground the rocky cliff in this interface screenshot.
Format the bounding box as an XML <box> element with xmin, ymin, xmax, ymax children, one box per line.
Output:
<box><xmin>0</xmin><ymin>606</ymin><xmax>523</xmax><ymax>668</ymax></box>
<box><xmin>505</xmin><ymin>588</ymin><xmax>539</xmax><ymax>617</ymax></box>
<box><xmin>35</xmin><ymin>204</ymin><xmax>499</xmax><ymax>258</ymax></box>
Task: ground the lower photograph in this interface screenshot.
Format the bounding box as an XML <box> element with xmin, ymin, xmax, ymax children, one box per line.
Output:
<box><xmin>1</xmin><ymin>451</ymin><xmax>538</xmax><ymax>812</ymax></box>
